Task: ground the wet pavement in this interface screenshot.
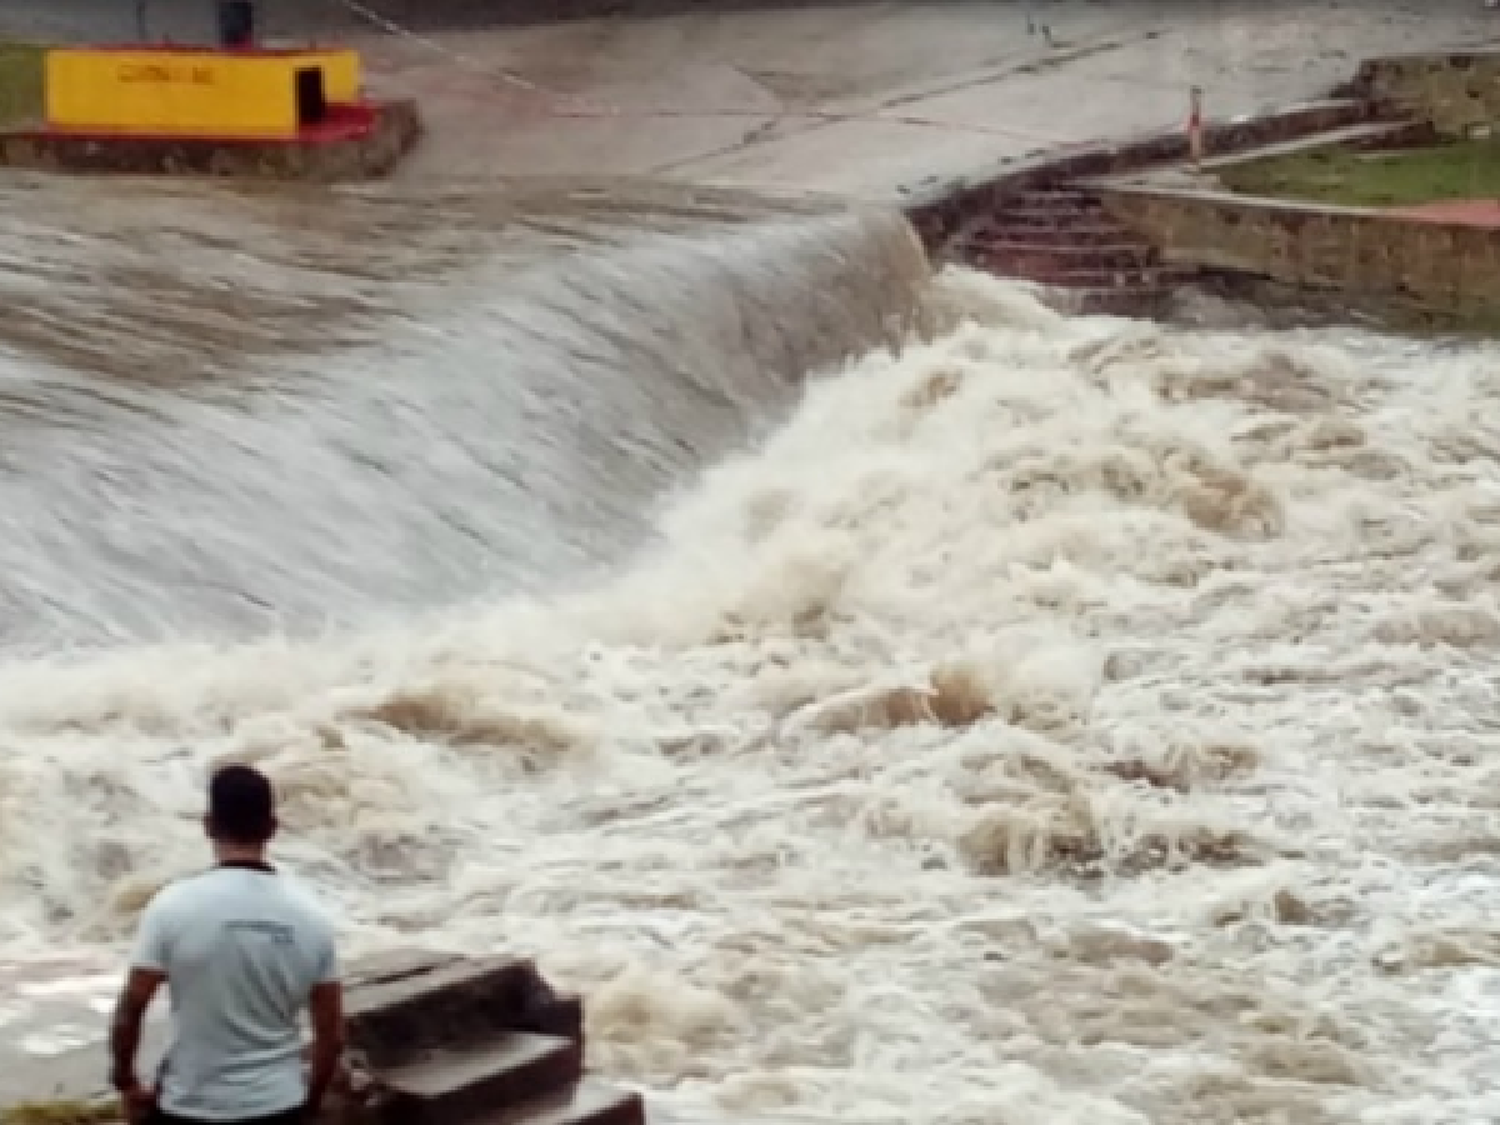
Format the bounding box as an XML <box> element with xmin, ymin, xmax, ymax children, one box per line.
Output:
<box><xmin>6</xmin><ymin>2</ymin><xmax>1498</xmax><ymax>202</ymax></box>
<box><xmin>347</xmin><ymin>1</ymin><xmax>1500</xmax><ymax>199</ymax></box>
<box><xmin>0</xmin><ymin>956</ymin><xmax>165</xmax><ymax>1105</ymax></box>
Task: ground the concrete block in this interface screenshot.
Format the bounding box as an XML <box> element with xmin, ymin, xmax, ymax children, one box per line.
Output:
<box><xmin>377</xmin><ymin>1034</ymin><xmax>584</xmax><ymax>1125</ymax></box>
<box><xmin>346</xmin><ymin>955</ymin><xmax>583</xmax><ymax>1069</ymax></box>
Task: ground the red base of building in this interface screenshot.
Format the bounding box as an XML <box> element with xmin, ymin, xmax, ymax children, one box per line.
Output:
<box><xmin>0</xmin><ymin>99</ymin><xmax>421</xmax><ymax>181</ymax></box>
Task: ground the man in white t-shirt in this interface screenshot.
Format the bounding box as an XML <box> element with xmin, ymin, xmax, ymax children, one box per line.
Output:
<box><xmin>109</xmin><ymin>765</ymin><xmax>345</xmax><ymax>1125</ymax></box>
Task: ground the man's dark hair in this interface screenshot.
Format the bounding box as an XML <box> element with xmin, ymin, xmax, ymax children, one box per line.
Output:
<box><xmin>207</xmin><ymin>764</ymin><xmax>277</xmax><ymax>845</ymax></box>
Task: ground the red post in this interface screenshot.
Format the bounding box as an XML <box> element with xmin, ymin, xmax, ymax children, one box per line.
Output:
<box><xmin>1188</xmin><ymin>85</ymin><xmax>1204</xmax><ymax>170</ymax></box>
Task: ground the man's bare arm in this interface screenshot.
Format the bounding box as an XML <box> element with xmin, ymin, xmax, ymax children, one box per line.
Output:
<box><xmin>110</xmin><ymin>968</ymin><xmax>166</xmax><ymax>1092</ymax></box>
<box><xmin>305</xmin><ymin>980</ymin><xmax>345</xmax><ymax>1118</ymax></box>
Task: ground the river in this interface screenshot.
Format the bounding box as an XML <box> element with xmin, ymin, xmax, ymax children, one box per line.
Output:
<box><xmin>2</xmin><ymin>3</ymin><xmax>1500</xmax><ymax>1124</ymax></box>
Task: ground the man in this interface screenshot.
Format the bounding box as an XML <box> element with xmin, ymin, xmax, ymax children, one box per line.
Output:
<box><xmin>110</xmin><ymin>764</ymin><xmax>345</xmax><ymax>1125</ymax></box>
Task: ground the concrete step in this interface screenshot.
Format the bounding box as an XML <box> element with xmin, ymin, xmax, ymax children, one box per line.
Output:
<box><xmin>380</xmin><ymin>1034</ymin><xmax>584</xmax><ymax>1125</ymax></box>
<box><xmin>347</xmin><ymin>955</ymin><xmax>584</xmax><ymax>1068</ymax></box>
<box><xmin>1202</xmin><ymin>118</ymin><xmax>1437</xmax><ymax>170</ymax></box>
<box><xmin>1013</xmin><ymin>187</ymin><xmax>1096</xmax><ymax>207</ymax></box>
<box><xmin>982</xmin><ymin>261</ymin><xmax>1197</xmax><ymax>289</ymax></box>
<box><xmin>479</xmin><ymin>1080</ymin><xmax>647</xmax><ymax>1125</ymax></box>
<box><xmin>1081</xmin><ymin>290</ymin><xmax>1170</xmax><ymax>317</ymax></box>
<box><xmin>1066</xmin><ymin>286</ymin><xmax>1174</xmax><ymax>318</ymax></box>
<box><xmin>1205</xmin><ymin>97</ymin><xmax>1383</xmax><ymax>150</ymax></box>
<box><xmin>970</xmin><ymin>239</ymin><xmax>1157</xmax><ymax>270</ymax></box>
<box><xmin>1249</xmin><ymin>97</ymin><xmax>1375</xmax><ymax>127</ymax></box>
<box><xmin>996</xmin><ymin>200</ymin><xmax>1107</xmax><ymax>224</ymax></box>
<box><xmin>972</xmin><ymin>221</ymin><xmax>1139</xmax><ymax>247</ymax></box>
<box><xmin>1039</xmin><ymin>97</ymin><xmax>1384</xmax><ymax>185</ymax></box>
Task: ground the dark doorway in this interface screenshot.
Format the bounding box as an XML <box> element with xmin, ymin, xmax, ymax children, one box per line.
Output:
<box><xmin>294</xmin><ymin>67</ymin><xmax>327</xmax><ymax>128</ymax></box>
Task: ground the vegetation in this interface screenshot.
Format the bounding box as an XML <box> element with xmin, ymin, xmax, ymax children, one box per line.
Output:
<box><xmin>1220</xmin><ymin>139</ymin><xmax>1500</xmax><ymax>208</ymax></box>
<box><xmin>0</xmin><ymin>40</ymin><xmax>44</xmax><ymax>127</ymax></box>
<box><xmin>0</xmin><ymin>1100</ymin><xmax>121</xmax><ymax>1125</ymax></box>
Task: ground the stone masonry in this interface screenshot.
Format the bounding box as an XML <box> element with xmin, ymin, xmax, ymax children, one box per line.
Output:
<box><xmin>1341</xmin><ymin>50</ymin><xmax>1500</xmax><ymax>137</ymax></box>
<box><xmin>1097</xmin><ymin>185</ymin><xmax>1500</xmax><ymax>328</ymax></box>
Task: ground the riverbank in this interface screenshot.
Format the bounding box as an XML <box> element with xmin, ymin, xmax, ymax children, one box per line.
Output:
<box><xmin>1221</xmin><ymin>138</ymin><xmax>1500</xmax><ymax>207</ymax></box>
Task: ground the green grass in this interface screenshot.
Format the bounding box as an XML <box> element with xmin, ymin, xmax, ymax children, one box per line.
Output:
<box><xmin>0</xmin><ymin>40</ymin><xmax>44</xmax><ymax>127</ymax></box>
<box><xmin>1220</xmin><ymin>139</ymin><xmax>1500</xmax><ymax>208</ymax></box>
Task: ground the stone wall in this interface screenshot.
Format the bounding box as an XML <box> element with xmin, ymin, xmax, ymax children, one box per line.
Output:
<box><xmin>1342</xmin><ymin>50</ymin><xmax>1500</xmax><ymax>137</ymax></box>
<box><xmin>903</xmin><ymin>99</ymin><xmax>1379</xmax><ymax>257</ymax></box>
<box><xmin>1098</xmin><ymin>184</ymin><xmax>1500</xmax><ymax>329</ymax></box>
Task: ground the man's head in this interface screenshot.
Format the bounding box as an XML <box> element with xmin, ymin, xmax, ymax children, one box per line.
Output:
<box><xmin>205</xmin><ymin>764</ymin><xmax>278</xmax><ymax>849</ymax></box>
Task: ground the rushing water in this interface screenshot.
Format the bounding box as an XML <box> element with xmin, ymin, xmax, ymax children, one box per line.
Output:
<box><xmin>0</xmin><ymin>176</ymin><xmax>925</xmax><ymax>647</ymax></box>
<box><xmin>2</xmin><ymin>171</ymin><xmax>1500</xmax><ymax>1125</ymax></box>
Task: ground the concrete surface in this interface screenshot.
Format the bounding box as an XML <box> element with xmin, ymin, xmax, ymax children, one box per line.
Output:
<box><xmin>0</xmin><ymin>955</ymin><xmax>166</xmax><ymax>1105</ymax></box>
<box><xmin>341</xmin><ymin>1</ymin><xmax>1500</xmax><ymax>199</ymax></box>
<box><xmin>5</xmin><ymin>2</ymin><xmax>1498</xmax><ymax>202</ymax></box>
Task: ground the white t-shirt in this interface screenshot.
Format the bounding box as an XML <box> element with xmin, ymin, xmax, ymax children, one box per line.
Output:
<box><xmin>130</xmin><ymin>864</ymin><xmax>339</xmax><ymax>1121</ymax></box>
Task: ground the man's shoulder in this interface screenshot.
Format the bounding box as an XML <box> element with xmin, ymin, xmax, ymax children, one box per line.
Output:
<box><xmin>142</xmin><ymin>868</ymin><xmax>213</xmax><ymax>915</ymax></box>
<box><xmin>144</xmin><ymin>866</ymin><xmax>277</xmax><ymax>916</ymax></box>
<box><xmin>140</xmin><ymin>866</ymin><xmax>335</xmax><ymax>946</ymax></box>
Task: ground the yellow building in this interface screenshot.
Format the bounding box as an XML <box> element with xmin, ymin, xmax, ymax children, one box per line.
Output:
<box><xmin>44</xmin><ymin>46</ymin><xmax>363</xmax><ymax>138</ymax></box>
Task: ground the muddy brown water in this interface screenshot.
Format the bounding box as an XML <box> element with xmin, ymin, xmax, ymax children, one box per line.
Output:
<box><xmin>0</xmin><ymin>175</ymin><xmax>926</xmax><ymax>649</ymax></box>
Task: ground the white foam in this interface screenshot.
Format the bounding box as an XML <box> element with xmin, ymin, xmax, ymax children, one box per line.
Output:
<box><xmin>3</xmin><ymin>271</ymin><xmax>1500</xmax><ymax>1123</ymax></box>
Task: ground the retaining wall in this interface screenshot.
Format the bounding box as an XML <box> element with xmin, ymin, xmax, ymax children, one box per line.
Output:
<box><xmin>1098</xmin><ymin>184</ymin><xmax>1500</xmax><ymax>328</ymax></box>
<box><xmin>1343</xmin><ymin>49</ymin><xmax>1500</xmax><ymax>136</ymax></box>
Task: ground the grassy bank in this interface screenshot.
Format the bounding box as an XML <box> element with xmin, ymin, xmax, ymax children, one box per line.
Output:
<box><xmin>1221</xmin><ymin>140</ymin><xmax>1500</xmax><ymax>208</ymax></box>
<box><xmin>0</xmin><ymin>41</ymin><xmax>43</xmax><ymax>127</ymax></box>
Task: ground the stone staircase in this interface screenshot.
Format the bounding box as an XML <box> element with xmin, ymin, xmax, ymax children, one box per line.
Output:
<box><xmin>963</xmin><ymin>187</ymin><xmax>1196</xmax><ymax>317</ymax></box>
<box><xmin>945</xmin><ymin>96</ymin><xmax>1435</xmax><ymax>318</ymax></box>
<box><xmin>334</xmin><ymin>953</ymin><xmax>644</xmax><ymax>1125</ymax></box>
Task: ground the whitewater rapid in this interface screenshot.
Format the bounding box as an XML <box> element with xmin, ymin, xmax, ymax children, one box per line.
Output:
<box><xmin>3</xmin><ymin>181</ymin><xmax>1500</xmax><ymax>1124</ymax></box>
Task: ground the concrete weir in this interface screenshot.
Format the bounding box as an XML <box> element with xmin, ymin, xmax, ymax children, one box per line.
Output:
<box><xmin>3</xmin><ymin>954</ymin><xmax>644</xmax><ymax>1125</ymax></box>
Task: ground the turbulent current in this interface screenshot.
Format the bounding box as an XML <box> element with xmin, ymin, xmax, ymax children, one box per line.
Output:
<box><xmin>0</xmin><ymin>176</ymin><xmax>924</xmax><ymax>646</ymax></box>
<box><xmin>2</xmin><ymin>172</ymin><xmax>1500</xmax><ymax>1125</ymax></box>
